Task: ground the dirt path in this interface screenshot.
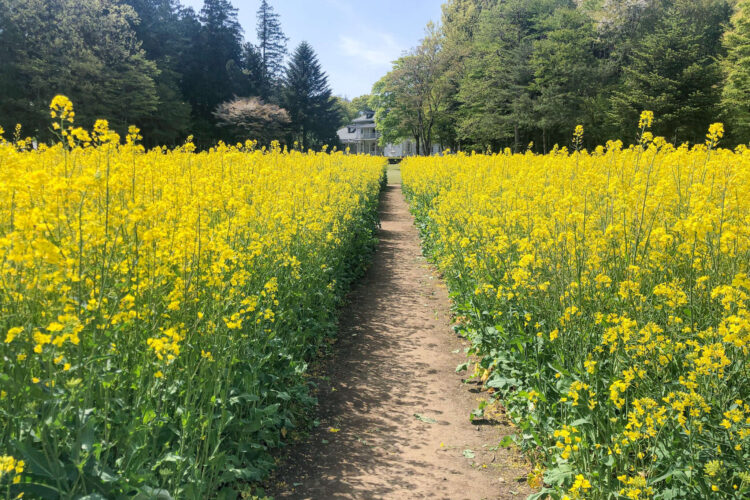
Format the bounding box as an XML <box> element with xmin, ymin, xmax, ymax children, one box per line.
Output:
<box><xmin>268</xmin><ymin>175</ymin><xmax>532</xmax><ymax>500</ymax></box>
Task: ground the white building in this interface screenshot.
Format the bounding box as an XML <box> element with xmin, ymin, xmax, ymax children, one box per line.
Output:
<box><xmin>337</xmin><ymin>111</ymin><xmax>381</xmax><ymax>155</ymax></box>
<box><xmin>337</xmin><ymin>111</ymin><xmax>441</xmax><ymax>157</ymax></box>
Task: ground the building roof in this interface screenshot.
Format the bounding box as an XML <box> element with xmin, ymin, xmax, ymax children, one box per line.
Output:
<box><xmin>351</xmin><ymin>111</ymin><xmax>375</xmax><ymax>123</ymax></box>
<box><xmin>337</xmin><ymin>110</ymin><xmax>380</xmax><ymax>143</ymax></box>
<box><xmin>337</xmin><ymin>127</ymin><xmax>357</xmax><ymax>142</ymax></box>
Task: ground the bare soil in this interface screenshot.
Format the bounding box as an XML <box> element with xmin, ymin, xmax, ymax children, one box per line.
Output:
<box><xmin>267</xmin><ymin>178</ymin><xmax>532</xmax><ymax>500</ymax></box>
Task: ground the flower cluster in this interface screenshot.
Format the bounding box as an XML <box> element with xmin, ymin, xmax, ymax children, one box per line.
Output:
<box><xmin>0</xmin><ymin>96</ymin><xmax>385</xmax><ymax>496</ymax></box>
<box><xmin>0</xmin><ymin>455</ymin><xmax>24</xmax><ymax>486</ymax></box>
<box><xmin>403</xmin><ymin>116</ymin><xmax>750</xmax><ymax>498</ymax></box>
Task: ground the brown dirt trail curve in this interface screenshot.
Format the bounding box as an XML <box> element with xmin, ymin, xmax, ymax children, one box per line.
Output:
<box><xmin>268</xmin><ymin>174</ymin><xmax>532</xmax><ymax>500</ymax></box>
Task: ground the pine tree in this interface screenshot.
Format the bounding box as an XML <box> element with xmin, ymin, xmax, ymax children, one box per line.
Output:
<box><xmin>122</xmin><ymin>0</ymin><xmax>193</xmax><ymax>145</ymax></box>
<box><xmin>722</xmin><ymin>0</ymin><xmax>750</xmax><ymax>142</ymax></box>
<box><xmin>256</xmin><ymin>0</ymin><xmax>288</xmax><ymax>99</ymax></box>
<box><xmin>457</xmin><ymin>0</ymin><xmax>564</xmax><ymax>152</ymax></box>
<box><xmin>610</xmin><ymin>6</ymin><xmax>725</xmax><ymax>143</ymax></box>
<box><xmin>181</xmin><ymin>0</ymin><xmax>245</xmax><ymax>142</ymax></box>
<box><xmin>241</xmin><ymin>42</ymin><xmax>266</xmax><ymax>97</ymax></box>
<box><xmin>283</xmin><ymin>42</ymin><xmax>340</xmax><ymax>149</ymax></box>
<box><xmin>531</xmin><ymin>6</ymin><xmax>602</xmax><ymax>150</ymax></box>
<box><xmin>438</xmin><ymin>0</ymin><xmax>493</xmax><ymax>150</ymax></box>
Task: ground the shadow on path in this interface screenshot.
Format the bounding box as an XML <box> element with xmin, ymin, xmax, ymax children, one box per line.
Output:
<box><xmin>267</xmin><ymin>183</ymin><xmax>532</xmax><ymax>500</ymax></box>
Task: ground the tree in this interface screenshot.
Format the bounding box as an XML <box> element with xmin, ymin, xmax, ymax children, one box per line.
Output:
<box><xmin>0</xmin><ymin>0</ymin><xmax>159</xmax><ymax>138</ymax></box>
<box><xmin>722</xmin><ymin>0</ymin><xmax>750</xmax><ymax>142</ymax></box>
<box><xmin>371</xmin><ymin>25</ymin><xmax>450</xmax><ymax>155</ymax></box>
<box><xmin>180</xmin><ymin>0</ymin><xmax>245</xmax><ymax>142</ymax></box>
<box><xmin>335</xmin><ymin>94</ymin><xmax>373</xmax><ymax>125</ymax></box>
<box><xmin>241</xmin><ymin>42</ymin><xmax>266</xmax><ymax>97</ymax></box>
<box><xmin>531</xmin><ymin>6</ymin><xmax>603</xmax><ymax>150</ymax></box>
<box><xmin>438</xmin><ymin>0</ymin><xmax>495</xmax><ymax>150</ymax></box>
<box><xmin>213</xmin><ymin>96</ymin><xmax>289</xmax><ymax>144</ymax></box>
<box><xmin>283</xmin><ymin>42</ymin><xmax>341</xmax><ymax>150</ymax></box>
<box><xmin>457</xmin><ymin>0</ymin><xmax>564</xmax><ymax>152</ymax></box>
<box><xmin>256</xmin><ymin>0</ymin><xmax>288</xmax><ymax>100</ymax></box>
<box><xmin>122</xmin><ymin>0</ymin><xmax>194</xmax><ymax>145</ymax></box>
<box><xmin>610</xmin><ymin>2</ymin><xmax>728</xmax><ymax>143</ymax></box>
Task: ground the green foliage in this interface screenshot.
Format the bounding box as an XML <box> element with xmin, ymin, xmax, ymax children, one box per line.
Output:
<box><xmin>457</xmin><ymin>0</ymin><xmax>565</xmax><ymax>151</ymax></box>
<box><xmin>0</xmin><ymin>0</ymin><xmax>159</xmax><ymax>139</ymax></box>
<box><xmin>255</xmin><ymin>0</ymin><xmax>288</xmax><ymax>100</ymax></box>
<box><xmin>123</xmin><ymin>0</ymin><xmax>194</xmax><ymax>146</ymax></box>
<box><xmin>531</xmin><ymin>6</ymin><xmax>603</xmax><ymax>150</ymax></box>
<box><xmin>722</xmin><ymin>0</ymin><xmax>750</xmax><ymax>142</ymax></box>
<box><xmin>332</xmin><ymin>95</ymin><xmax>372</xmax><ymax>127</ymax></box>
<box><xmin>179</xmin><ymin>0</ymin><xmax>247</xmax><ymax>143</ymax></box>
<box><xmin>0</xmin><ymin>0</ymin><xmax>334</xmax><ymax>149</ymax></box>
<box><xmin>377</xmin><ymin>0</ymin><xmax>740</xmax><ymax>151</ymax></box>
<box><xmin>370</xmin><ymin>24</ymin><xmax>450</xmax><ymax>154</ymax></box>
<box><xmin>610</xmin><ymin>1</ymin><xmax>728</xmax><ymax>144</ymax></box>
<box><xmin>283</xmin><ymin>42</ymin><xmax>342</xmax><ymax>150</ymax></box>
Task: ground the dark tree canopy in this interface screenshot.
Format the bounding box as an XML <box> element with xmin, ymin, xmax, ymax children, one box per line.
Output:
<box><xmin>0</xmin><ymin>0</ymin><xmax>159</xmax><ymax>138</ymax></box>
<box><xmin>722</xmin><ymin>0</ymin><xmax>750</xmax><ymax>141</ymax></box>
<box><xmin>256</xmin><ymin>0</ymin><xmax>288</xmax><ymax>99</ymax></box>
<box><xmin>372</xmin><ymin>0</ymin><xmax>741</xmax><ymax>152</ymax></box>
<box><xmin>5</xmin><ymin>0</ymin><xmax>747</xmax><ymax>150</ymax></box>
<box><xmin>0</xmin><ymin>0</ymin><xmax>338</xmax><ymax>149</ymax></box>
<box><xmin>283</xmin><ymin>42</ymin><xmax>341</xmax><ymax>150</ymax></box>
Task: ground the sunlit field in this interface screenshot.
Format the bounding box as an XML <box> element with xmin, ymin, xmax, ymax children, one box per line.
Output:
<box><xmin>0</xmin><ymin>97</ymin><xmax>385</xmax><ymax>497</ymax></box>
<box><xmin>403</xmin><ymin>117</ymin><xmax>750</xmax><ymax>499</ymax></box>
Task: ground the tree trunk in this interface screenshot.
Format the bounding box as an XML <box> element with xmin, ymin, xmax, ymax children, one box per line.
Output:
<box><xmin>542</xmin><ymin>127</ymin><xmax>547</xmax><ymax>155</ymax></box>
<box><xmin>514</xmin><ymin>123</ymin><xmax>520</xmax><ymax>154</ymax></box>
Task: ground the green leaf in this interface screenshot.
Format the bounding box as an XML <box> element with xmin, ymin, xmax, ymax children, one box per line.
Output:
<box><xmin>14</xmin><ymin>441</ymin><xmax>61</xmax><ymax>481</ymax></box>
<box><xmin>10</xmin><ymin>482</ymin><xmax>60</xmax><ymax>500</ymax></box>
<box><xmin>463</xmin><ymin>449</ymin><xmax>475</xmax><ymax>459</ymax></box>
<box><xmin>143</xmin><ymin>409</ymin><xmax>156</xmax><ymax>425</ymax></box>
<box><xmin>499</xmin><ymin>435</ymin><xmax>514</xmax><ymax>448</ymax></box>
<box><xmin>413</xmin><ymin>413</ymin><xmax>437</xmax><ymax>424</ymax></box>
<box><xmin>544</xmin><ymin>463</ymin><xmax>573</xmax><ymax>486</ymax></box>
<box><xmin>486</xmin><ymin>376</ymin><xmax>521</xmax><ymax>389</ymax></box>
<box><xmin>134</xmin><ymin>487</ymin><xmax>175</xmax><ymax>500</ymax></box>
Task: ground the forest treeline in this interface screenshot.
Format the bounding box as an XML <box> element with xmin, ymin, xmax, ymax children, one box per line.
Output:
<box><xmin>6</xmin><ymin>0</ymin><xmax>750</xmax><ymax>153</ymax></box>
<box><xmin>0</xmin><ymin>0</ymin><xmax>344</xmax><ymax>149</ymax></box>
<box><xmin>370</xmin><ymin>0</ymin><xmax>750</xmax><ymax>153</ymax></box>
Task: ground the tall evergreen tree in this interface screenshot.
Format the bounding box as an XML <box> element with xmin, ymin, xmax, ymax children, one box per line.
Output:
<box><xmin>181</xmin><ymin>0</ymin><xmax>245</xmax><ymax>142</ymax></box>
<box><xmin>283</xmin><ymin>42</ymin><xmax>340</xmax><ymax>149</ymax></box>
<box><xmin>256</xmin><ymin>0</ymin><xmax>288</xmax><ymax>99</ymax></box>
<box><xmin>122</xmin><ymin>0</ymin><xmax>194</xmax><ymax>145</ymax></box>
<box><xmin>722</xmin><ymin>0</ymin><xmax>750</xmax><ymax>142</ymax></box>
<box><xmin>438</xmin><ymin>0</ymin><xmax>494</xmax><ymax>150</ymax></box>
<box><xmin>610</xmin><ymin>2</ymin><xmax>728</xmax><ymax>143</ymax></box>
<box><xmin>457</xmin><ymin>0</ymin><xmax>564</xmax><ymax>152</ymax></box>
<box><xmin>241</xmin><ymin>42</ymin><xmax>266</xmax><ymax>97</ymax></box>
<box><xmin>531</xmin><ymin>5</ymin><xmax>602</xmax><ymax>150</ymax></box>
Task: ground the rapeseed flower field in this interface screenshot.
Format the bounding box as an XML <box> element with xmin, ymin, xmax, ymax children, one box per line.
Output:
<box><xmin>403</xmin><ymin>115</ymin><xmax>750</xmax><ymax>499</ymax></box>
<box><xmin>0</xmin><ymin>97</ymin><xmax>385</xmax><ymax>497</ymax></box>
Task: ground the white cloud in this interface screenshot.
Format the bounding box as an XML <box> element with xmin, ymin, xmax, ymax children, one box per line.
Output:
<box><xmin>339</xmin><ymin>32</ymin><xmax>404</xmax><ymax>68</ymax></box>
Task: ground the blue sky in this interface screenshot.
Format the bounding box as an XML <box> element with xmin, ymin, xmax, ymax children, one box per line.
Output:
<box><xmin>181</xmin><ymin>0</ymin><xmax>444</xmax><ymax>98</ymax></box>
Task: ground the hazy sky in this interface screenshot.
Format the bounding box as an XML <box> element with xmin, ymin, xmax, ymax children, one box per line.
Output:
<box><xmin>181</xmin><ymin>0</ymin><xmax>444</xmax><ymax>98</ymax></box>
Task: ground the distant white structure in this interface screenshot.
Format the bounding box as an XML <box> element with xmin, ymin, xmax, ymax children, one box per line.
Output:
<box><xmin>337</xmin><ymin>111</ymin><xmax>381</xmax><ymax>154</ymax></box>
<box><xmin>337</xmin><ymin>111</ymin><xmax>440</xmax><ymax>157</ymax></box>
